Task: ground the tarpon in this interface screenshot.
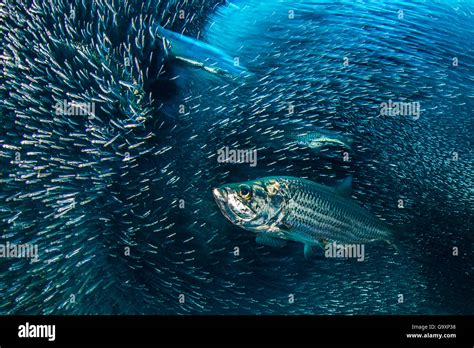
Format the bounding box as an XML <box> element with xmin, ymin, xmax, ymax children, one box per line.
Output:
<box><xmin>152</xmin><ymin>25</ymin><xmax>248</xmax><ymax>77</ymax></box>
<box><xmin>213</xmin><ymin>176</ymin><xmax>397</xmax><ymax>258</ymax></box>
<box><xmin>293</xmin><ymin>128</ymin><xmax>353</xmax><ymax>153</ymax></box>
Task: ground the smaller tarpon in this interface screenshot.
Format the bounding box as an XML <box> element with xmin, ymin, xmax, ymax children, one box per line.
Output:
<box><xmin>151</xmin><ymin>25</ymin><xmax>249</xmax><ymax>78</ymax></box>
<box><xmin>292</xmin><ymin>128</ymin><xmax>353</xmax><ymax>153</ymax></box>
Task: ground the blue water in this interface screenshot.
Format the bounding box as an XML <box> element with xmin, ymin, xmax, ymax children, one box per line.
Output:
<box><xmin>0</xmin><ymin>0</ymin><xmax>472</xmax><ymax>314</ymax></box>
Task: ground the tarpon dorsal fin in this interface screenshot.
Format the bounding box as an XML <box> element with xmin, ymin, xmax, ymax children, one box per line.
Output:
<box><xmin>334</xmin><ymin>176</ymin><xmax>352</xmax><ymax>197</ymax></box>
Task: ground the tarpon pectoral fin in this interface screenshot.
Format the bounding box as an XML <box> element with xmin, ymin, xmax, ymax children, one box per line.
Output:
<box><xmin>255</xmin><ymin>234</ymin><xmax>287</xmax><ymax>248</ymax></box>
<box><xmin>279</xmin><ymin>221</ymin><xmax>292</xmax><ymax>231</ymax></box>
<box><xmin>304</xmin><ymin>244</ymin><xmax>317</xmax><ymax>259</ymax></box>
<box><xmin>318</xmin><ymin>239</ymin><xmax>329</xmax><ymax>250</ymax></box>
<box><xmin>334</xmin><ymin>176</ymin><xmax>352</xmax><ymax>197</ymax></box>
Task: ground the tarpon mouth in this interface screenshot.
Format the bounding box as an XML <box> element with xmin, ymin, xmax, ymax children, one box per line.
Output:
<box><xmin>212</xmin><ymin>187</ymin><xmax>257</xmax><ymax>223</ymax></box>
<box><xmin>212</xmin><ymin>187</ymin><xmax>227</xmax><ymax>208</ymax></box>
<box><xmin>212</xmin><ymin>187</ymin><xmax>233</xmax><ymax>219</ymax></box>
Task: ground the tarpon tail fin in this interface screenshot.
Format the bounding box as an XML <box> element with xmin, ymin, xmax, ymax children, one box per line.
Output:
<box><xmin>386</xmin><ymin>224</ymin><xmax>409</xmax><ymax>256</ymax></box>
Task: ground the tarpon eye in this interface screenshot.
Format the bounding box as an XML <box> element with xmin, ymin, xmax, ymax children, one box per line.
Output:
<box><xmin>239</xmin><ymin>185</ymin><xmax>252</xmax><ymax>200</ymax></box>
